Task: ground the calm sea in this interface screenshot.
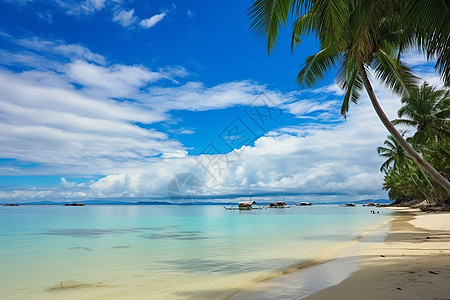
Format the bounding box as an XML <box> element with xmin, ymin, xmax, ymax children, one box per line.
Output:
<box><xmin>0</xmin><ymin>204</ymin><xmax>392</xmax><ymax>299</ymax></box>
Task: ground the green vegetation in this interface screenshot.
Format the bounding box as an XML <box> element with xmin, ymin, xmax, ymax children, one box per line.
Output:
<box><xmin>379</xmin><ymin>83</ymin><xmax>450</xmax><ymax>204</ymax></box>
<box><xmin>249</xmin><ymin>0</ymin><xmax>450</xmax><ymax>197</ymax></box>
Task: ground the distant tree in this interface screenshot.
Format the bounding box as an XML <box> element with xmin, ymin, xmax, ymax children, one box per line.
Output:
<box><xmin>377</xmin><ymin>135</ymin><xmax>408</xmax><ymax>173</ymax></box>
<box><xmin>379</xmin><ymin>83</ymin><xmax>450</xmax><ymax>203</ymax></box>
<box><xmin>393</xmin><ymin>82</ymin><xmax>450</xmax><ymax>146</ymax></box>
<box><xmin>378</xmin><ymin>135</ymin><xmax>438</xmax><ymax>202</ymax></box>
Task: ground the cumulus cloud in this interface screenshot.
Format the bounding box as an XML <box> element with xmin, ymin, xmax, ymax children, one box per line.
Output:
<box><xmin>0</xmin><ymin>36</ymin><xmax>299</xmax><ymax>181</ymax></box>
<box><xmin>0</xmin><ymin>76</ymin><xmax>403</xmax><ymax>202</ymax></box>
<box><xmin>140</xmin><ymin>13</ymin><xmax>166</xmax><ymax>29</ymax></box>
<box><xmin>0</xmin><ymin>37</ymin><xmax>194</xmax><ymax>177</ymax></box>
<box><xmin>0</xmin><ymin>68</ymin><xmax>185</xmax><ymax>175</ymax></box>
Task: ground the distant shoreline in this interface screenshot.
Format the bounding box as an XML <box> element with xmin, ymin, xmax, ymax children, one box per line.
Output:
<box><xmin>0</xmin><ymin>199</ymin><xmax>392</xmax><ymax>206</ymax></box>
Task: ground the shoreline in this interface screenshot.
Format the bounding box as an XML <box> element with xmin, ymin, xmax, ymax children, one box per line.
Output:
<box><xmin>229</xmin><ymin>208</ymin><xmax>450</xmax><ymax>300</ymax></box>
<box><xmin>227</xmin><ymin>213</ymin><xmax>395</xmax><ymax>299</ymax></box>
<box><xmin>303</xmin><ymin>208</ymin><xmax>450</xmax><ymax>300</ymax></box>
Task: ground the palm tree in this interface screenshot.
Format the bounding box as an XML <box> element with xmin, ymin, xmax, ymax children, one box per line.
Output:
<box><xmin>378</xmin><ymin>134</ymin><xmax>436</xmax><ymax>201</ymax></box>
<box><xmin>377</xmin><ymin>135</ymin><xmax>408</xmax><ymax>173</ymax></box>
<box><xmin>393</xmin><ymin>82</ymin><xmax>450</xmax><ymax>145</ymax></box>
<box><xmin>249</xmin><ymin>0</ymin><xmax>450</xmax><ymax>193</ymax></box>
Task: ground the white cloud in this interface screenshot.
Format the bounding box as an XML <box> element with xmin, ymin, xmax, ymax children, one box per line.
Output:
<box><xmin>187</xmin><ymin>10</ymin><xmax>195</xmax><ymax>18</ymax></box>
<box><xmin>140</xmin><ymin>13</ymin><xmax>166</xmax><ymax>29</ymax></box>
<box><xmin>286</xmin><ymin>99</ymin><xmax>339</xmax><ymax>115</ymax></box>
<box><xmin>113</xmin><ymin>8</ymin><xmax>138</xmax><ymax>27</ymax></box>
<box><xmin>3</xmin><ymin>1</ymin><xmax>170</xmax><ymax>30</ymax></box>
<box><xmin>65</xmin><ymin>60</ymin><xmax>167</xmax><ymax>97</ymax></box>
<box><xmin>37</xmin><ymin>11</ymin><xmax>53</xmax><ymax>23</ymax></box>
<box><xmin>64</xmin><ymin>0</ymin><xmax>107</xmax><ymax>16</ymax></box>
<box><xmin>139</xmin><ymin>80</ymin><xmax>288</xmax><ymax>112</ymax></box>
<box><xmin>310</xmin><ymin>83</ymin><xmax>345</xmax><ymax>96</ymax></box>
<box><xmin>0</xmin><ymin>36</ymin><xmax>193</xmax><ymax>177</ymax></box>
<box><xmin>54</xmin><ymin>44</ymin><xmax>106</xmax><ymax>65</ymax></box>
<box><xmin>16</xmin><ymin>37</ymin><xmax>106</xmax><ymax>64</ymax></box>
<box><xmin>401</xmin><ymin>51</ymin><xmax>429</xmax><ymax>66</ymax></box>
<box><xmin>0</xmin><ymin>79</ymin><xmax>402</xmax><ymax>201</ymax></box>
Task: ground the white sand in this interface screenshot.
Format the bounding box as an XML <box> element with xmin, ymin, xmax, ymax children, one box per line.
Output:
<box><xmin>303</xmin><ymin>210</ymin><xmax>450</xmax><ymax>300</ymax></box>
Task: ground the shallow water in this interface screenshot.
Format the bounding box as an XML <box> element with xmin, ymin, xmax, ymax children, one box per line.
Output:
<box><xmin>0</xmin><ymin>204</ymin><xmax>392</xmax><ymax>299</ymax></box>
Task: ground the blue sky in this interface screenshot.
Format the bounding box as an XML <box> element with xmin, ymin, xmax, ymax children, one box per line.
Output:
<box><xmin>0</xmin><ymin>0</ymin><xmax>440</xmax><ymax>202</ymax></box>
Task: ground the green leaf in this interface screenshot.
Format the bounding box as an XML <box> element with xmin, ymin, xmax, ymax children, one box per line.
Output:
<box><xmin>372</xmin><ymin>49</ymin><xmax>418</xmax><ymax>96</ymax></box>
<box><xmin>297</xmin><ymin>47</ymin><xmax>340</xmax><ymax>87</ymax></box>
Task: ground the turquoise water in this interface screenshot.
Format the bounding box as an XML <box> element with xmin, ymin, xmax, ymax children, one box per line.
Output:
<box><xmin>0</xmin><ymin>205</ymin><xmax>392</xmax><ymax>299</ymax></box>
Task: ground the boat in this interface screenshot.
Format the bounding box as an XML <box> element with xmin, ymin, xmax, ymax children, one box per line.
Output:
<box><xmin>64</xmin><ymin>203</ymin><xmax>85</xmax><ymax>206</ymax></box>
<box><xmin>2</xmin><ymin>203</ymin><xmax>19</xmax><ymax>206</ymax></box>
<box><xmin>224</xmin><ymin>200</ymin><xmax>264</xmax><ymax>210</ymax></box>
<box><xmin>297</xmin><ymin>202</ymin><xmax>313</xmax><ymax>206</ymax></box>
<box><xmin>344</xmin><ymin>203</ymin><xmax>355</xmax><ymax>207</ymax></box>
<box><xmin>268</xmin><ymin>201</ymin><xmax>291</xmax><ymax>208</ymax></box>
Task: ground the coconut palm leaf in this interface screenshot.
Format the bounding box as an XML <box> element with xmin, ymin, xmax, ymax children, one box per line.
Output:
<box><xmin>393</xmin><ymin>82</ymin><xmax>450</xmax><ymax>145</ymax></box>
<box><xmin>291</xmin><ymin>11</ymin><xmax>315</xmax><ymax>50</ymax></box>
<box><xmin>296</xmin><ymin>47</ymin><xmax>340</xmax><ymax>87</ymax></box>
<box><xmin>336</xmin><ymin>54</ymin><xmax>364</xmax><ymax>116</ymax></box>
<box><xmin>372</xmin><ymin>50</ymin><xmax>418</xmax><ymax>96</ymax></box>
<box><xmin>403</xmin><ymin>0</ymin><xmax>450</xmax><ymax>84</ymax></box>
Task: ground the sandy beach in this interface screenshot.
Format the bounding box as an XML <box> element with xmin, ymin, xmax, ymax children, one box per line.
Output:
<box><xmin>303</xmin><ymin>209</ymin><xmax>450</xmax><ymax>300</ymax></box>
<box><xmin>231</xmin><ymin>208</ymin><xmax>450</xmax><ymax>300</ymax></box>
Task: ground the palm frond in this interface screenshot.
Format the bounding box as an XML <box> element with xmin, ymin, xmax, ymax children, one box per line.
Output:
<box><xmin>290</xmin><ymin>11</ymin><xmax>315</xmax><ymax>51</ymax></box>
<box><xmin>311</xmin><ymin>0</ymin><xmax>349</xmax><ymax>48</ymax></box>
<box><xmin>337</xmin><ymin>57</ymin><xmax>363</xmax><ymax>116</ymax></box>
<box><xmin>372</xmin><ymin>49</ymin><xmax>418</xmax><ymax>96</ymax></box>
<box><xmin>392</xmin><ymin>119</ymin><xmax>417</xmax><ymax>127</ymax></box>
<box><xmin>297</xmin><ymin>47</ymin><xmax>340</xmax><ymax>87</ymax></box>
<box><xmin>380</xmin><ymin>158</ymin><xmax>393</xmax><ymax>173</ymax></box>
<box><xmin>250</xmin><ymin>0</ymin><xmax>302</xmax><ymax>52</ymax></box>
<box><xmin>403</xmin><ymin>0</ymin><xmax>450</xmax><ymax>85</ymax></box>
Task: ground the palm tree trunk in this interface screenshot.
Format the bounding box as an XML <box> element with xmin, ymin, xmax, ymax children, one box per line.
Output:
<box><xmin>358</xmin><ymin>63</ymin><xmax>450</xmax><ymax>194</ymax></box>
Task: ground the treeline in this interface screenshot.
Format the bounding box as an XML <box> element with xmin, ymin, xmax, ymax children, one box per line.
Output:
<box><xmin>378</xmin><ymin>83</ymin><xmax>450</xmax><ymax>204</ymax></box>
